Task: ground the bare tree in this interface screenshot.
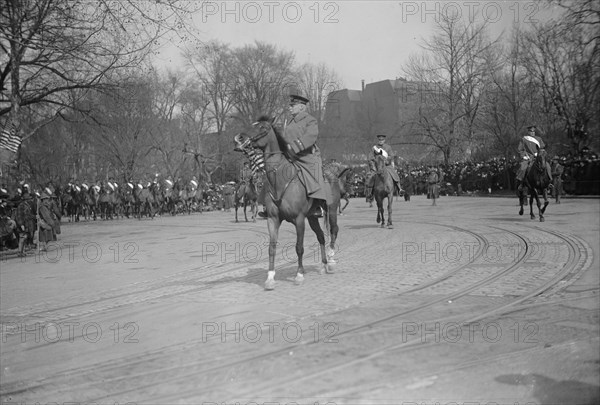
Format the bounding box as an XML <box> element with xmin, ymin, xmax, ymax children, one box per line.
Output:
<box><xmin>296</xmin><ymin>62</ymin><xmax>343</xmax><ymax>125</ymax></box>
<box><xmin>179</xmin><ymin>79</ymin><xmax>219</xmax><ymax>184</ymax></box>
<box><xmin>402</xmin><ymin>17</ymin><xmax>496</xmax><ymax>164</ymax></box>
<box><xmin>0</xmin><ymin>0</ymin><xmax>200</xmax><ymax>164</ymax></box>
<box><xmin>184</xmin><ymin>40</ymin><xmax>236</xmax><ymax>136</ymax></box>
<box><xmin>522</xmin><ymin>0</ymin><xmax>600</xmax><ymax>152</ymax></box>
<box><xmin>83</xmin><ymin>78</ymin><xmax>160</xmax><ymax>181</ymax></box>
<box><xmin>229</xmin><ymin>41</ymin><xmax>296</xmax><ymax>125</ymax></box>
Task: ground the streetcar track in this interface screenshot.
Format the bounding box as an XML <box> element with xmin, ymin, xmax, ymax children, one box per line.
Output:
<box><xmin>83</xmin><ymin>223</ymin><xmax>537</xmax><ymax>402</ymax></box>
<box><xmin>149</xmin><ymin>224</ymin><xmax>589</xmax><ymax>402</ymax></box>
<box><xmin>216</xmin><ymin>226</ymin><xmax>590</xmax><ymax>401</ymax></box>
<box><xmin>1</xmin><ymin>221</ymin><xmax>485</xmax><ymax>399</ymax></box>
<box><xmin>1</xmin><ymin>208</ymin><xmax>594</xmax><ymax>402</ymax></box>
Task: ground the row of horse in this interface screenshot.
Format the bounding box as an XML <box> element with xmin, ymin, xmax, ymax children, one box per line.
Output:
<box><xmin>56</xmin><ymin>183</ymin><xmax>206</xmax><ymax>221</ymax></box>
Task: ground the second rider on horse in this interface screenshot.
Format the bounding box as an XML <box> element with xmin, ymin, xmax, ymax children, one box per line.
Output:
<box><xmin>515</xmin><ymin>125</ymin><xmax>553</xmax><ymax>192</ymax></box>
<box><xmin>365</xmin><ymin>134</ymin><xmax>401</xmax><ymax>200</ymax></box>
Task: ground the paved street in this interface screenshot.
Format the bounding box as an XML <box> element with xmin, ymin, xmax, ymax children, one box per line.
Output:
<box><xmin>1</xmin><ymin>195</ymin><xmax>598</xmax><ymax>404</ymax></box>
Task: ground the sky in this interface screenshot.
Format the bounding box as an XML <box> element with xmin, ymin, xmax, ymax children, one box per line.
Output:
<box><xmin>154</xmin><ymin>0</ymin><xmax>559</xmax><ymax>90</ymax></box>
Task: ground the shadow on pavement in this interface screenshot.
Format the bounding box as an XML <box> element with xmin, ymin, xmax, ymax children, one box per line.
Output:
<box><xmin>495</xmin><ymin>373</ymin><xmax>600</xmax><ymax>404</ymax></box>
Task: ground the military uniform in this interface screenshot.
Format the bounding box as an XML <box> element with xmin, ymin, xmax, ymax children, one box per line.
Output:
<box><xmin>516</xmin><ymin>126</ymin><xmax>553</xmax><ymax>190</ymax></box>
<box><xmin>38</xmin><ymin>188</ymin><xmax>60</xmax><ymax>249</ymax></box>
<box><xmin>222</xmin><ymin>182</ymin><xmax>235</xmax><ymax>211</ymax></box>
<box><xmin>403</xmin><ymin>172</ymin><xmax>415</xmax><ymax>201</ymax></box>
<box><xmin>365</xmin><ymin>134</ymin><xmax>401</xmax><ymax>198</ymax></box>
<box><xmin>427</xmin><ymin>167</ymin><xmax>439</xmax><ymax>205</ymax></box>
<box><xmin>282</xmin><ymin>104</ymin><xmax>329</xmax><ymax>205</ymax></box>
<box><xmin>551</xmin><ymin>156</ymin><xmax>564</xmax><ymax>203</ymax></box>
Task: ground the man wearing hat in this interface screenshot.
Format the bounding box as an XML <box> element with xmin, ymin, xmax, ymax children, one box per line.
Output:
<box><xmin>516</xmin><ymin>125</ymin><xmax>553</xmax><ymax>192</ymax></box>
<box><xmin>38</xmin><ymin>188</ymin><xmax>60</xmax><ymax>251</ymax></box>
<box><xmin>281</xmin><ymin>94</ymin><xmax>330</xmax><ymax>214</ymax></box>
<box><xmin>365</xmin><ymin>134</ymin><xmax>401</xmax><ymax>200</ymax></box>
<box><xmin>551</xmin><ymin>155</ymin><xmax>564</xmax><ymax>203</ymax></box>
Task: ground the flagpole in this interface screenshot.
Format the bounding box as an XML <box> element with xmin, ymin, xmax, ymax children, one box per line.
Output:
<box><xmin>36</xmin><ymin>196</ymin><xmax>41</xmax><ymax>256</ymax></box>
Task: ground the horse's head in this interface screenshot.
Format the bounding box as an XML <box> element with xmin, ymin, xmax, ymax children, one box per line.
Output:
<box><xmin>534</xmin><ymin>150</ymin><xmax>547</xmax><ymax>173</ymax></box>
<box><xmin>249</xmin><ymin>116</ymin><xmax>278</xmax><ymax>151</ymax></box>
<box><xmin>234</xmin><ymin>132</ymin><xmax>252</xmax><ymax>153</ymax></box>
<box><xmin>374</xmin><ymin>153</ymin><xmax>386</xmax><ymax>174</ymax></box>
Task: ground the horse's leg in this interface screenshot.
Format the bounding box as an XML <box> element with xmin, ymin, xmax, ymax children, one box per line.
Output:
<box><xmin>342</xmin><ymin>197</ymin><xmax>349</xmax><ymax>213</ymax></box>
<box><xmin>235</xmin><ymin>200</ymin><xmax>239</xmax><ymax>222</ymax></box>
<box><xmin>518</xmin><ymin>189</ymin><xmax>524</xmax><ymax>215</ymax></box>
<box><xmin>265</xmin><ymin>216</ymin><xmax>281</xmax><ymax>290</ymax></box>
<box><xmin>308</xmin><ymin>215</ymin><xmax>331</xmax><ymax>275</ymax></box>
<box><xmin>535</xmin><ymin>190</ymin><xmax>543</xmax><ymax>221</ymax></box>
<box><xmin>541</xmin><ymin>188</ymin><xmax>549</xmax><ymax>216</ymax></box>
<box><xmin>529</xmin><ymin>191</ymin><xmax>536</xmax><ymax>220</ymax></box>
<box><xmin>538</xmin><ymin>189</ymin><xmax>548</xmax><ymax>222</ymax></box>
<box><xmin>326</xmin><ymin>204</ymin><xmax>338</xmax><ymax>264</ymax></box>
<box><xmin>244</xmin><ymin>200</ymin><xmax>249</xmax><ymax>222</ymax></box>
<box><xmin>387</xmin><ymin>194</ymin><xmax>393</xmax><ymax>229</ymax></box>
<box><xmin>293</xmin><ymin>217</ymin><xmax>307</xmax><ymax>285</ymax></box>
<box><xmin>378</xmin><ymin>198</ymin><xmax>385</xmax><ymax>227</ymax></box>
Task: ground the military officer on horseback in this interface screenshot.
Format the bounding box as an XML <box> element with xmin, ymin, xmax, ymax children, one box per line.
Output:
<box><xmin>365</xmin><ymin>134</ymin><xmax>401</xmax><ymax>200</ymax></box>
<box><xmin>281</xmin><ymin>94</ymin><xmax>329</xmax><ymax>215</ymax></box>
<box><xmin>235</xmin><ymin>162</ymin><xmax>253</xmax><ymax>204</ymax></box>
<box><xmin>190</xmin><ymin>176</ymin><xmax>199</xmax><ymax>191</ymax></box>
<box><xmin>239</xmin><ymin>161</ymin><xmax>253</xmax><ymax>184</ymax></box>
<box><xmin>515</xmin><ymin>125</ymin><xmax>553</xmax><ymax>192</ymax></box>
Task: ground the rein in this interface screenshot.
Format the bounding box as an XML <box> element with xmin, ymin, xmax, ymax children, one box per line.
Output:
<box><xmin>250</xmin><ymin>121</ymin><xmax>300</xmax><ymax>207</ymax></box>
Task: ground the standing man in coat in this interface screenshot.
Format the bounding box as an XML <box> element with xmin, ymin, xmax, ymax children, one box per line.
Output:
<box><xmin>281</xmin><ymin>94</ymin><xmax>330</xmax><ymax>215</ymax></box>
<box><xmin>551</xmin><ymin>155</ymin><xmax>564</xmax><ymax>203</ymax></box>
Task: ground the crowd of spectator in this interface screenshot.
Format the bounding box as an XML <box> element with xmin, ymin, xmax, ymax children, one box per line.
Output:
<box><xmin>342</xmin><ymin>148</ymin><xmax>600</xmax><ymax>197</ymax></box>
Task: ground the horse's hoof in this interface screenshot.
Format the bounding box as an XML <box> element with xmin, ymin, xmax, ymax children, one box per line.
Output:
<box><xmin>530</xmin><ymin>215</ymin><xmax>536</xmax><ymax>220</ymax></box>
<box><xmin>294</xmin><ymin>274</ymin><xmax>304</xmax><ymax>285</ymax></box>
<box><xmin>376</xmin><ymin>217</ymin><xmax>381</xmax><ymax>223</ymax></box>
<box><xmin>519</xmin><ymin>208</ymin><xmax>524</xmax><ymax>216</ymax></box>
<box><xmin>325</xmin><ymin>264</ymin><xmax>335</xmax><ymax>274</ymax></box>
<box><xmin>265</xmin><ymin>279</ymin><xmax>275</xmax><ymax>290</ymax></box>
<box><xmin>540</xmin><ymin>217</ymin><xmax>545</xmax><ymax>222</ymax></box>
<box><xmin>388</xmin><ymin>224</ymin><xmax>393</xmax><ymax>229</ymax></box>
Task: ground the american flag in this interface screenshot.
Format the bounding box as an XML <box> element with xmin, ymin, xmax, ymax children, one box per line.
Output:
<box><xmin>246</xmin><ymin>148</ymin><xmax>265</xmax><ymax>175</ymax></box>
<box><xmin>0</xmin><ymin>122</ymin><xmax>21</xmax><ymax>153</ymax></box>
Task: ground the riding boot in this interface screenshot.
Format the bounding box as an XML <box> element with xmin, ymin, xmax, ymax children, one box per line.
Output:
<box><xmin>310</xmin><ymin>200</ymin><xmax>325</xmax><ymax>217</ymax></box>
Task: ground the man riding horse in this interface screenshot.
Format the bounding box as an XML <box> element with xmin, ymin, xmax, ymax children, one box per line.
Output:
<box><xmin>365</xmin><ymin>134</ymin><xmax>401</xmax><ymax>200</ymax></box>
<box><xmin>280</xmin><ymin>94</ymin><xmax>330</xmax><ymax>215</ymax></box>
<box><xmin>235</xmin><ymin>161</ymin><xmax>254</xmax><ymax>202</ymax></box>
<box><xmin>516</xmin><ymin>125</ymin><xmax>553</xmax><ymax>193</ymax></box>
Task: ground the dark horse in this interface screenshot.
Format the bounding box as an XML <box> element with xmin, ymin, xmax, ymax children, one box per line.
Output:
<box><xmin>239</xmin><ymin>117</ymin><xmax>343</xmax><ymax>290</ymax></box>
<box><xmin>235</xmin><ymin>179</ymin><xmax>259</xmax><ymax>222</ymax></box>
<box><xmin>373</xmin><ymin>153</ymin><xmax>394</xmax><ymax>228</ymax></box>
<box><xmin>519</xmin><ymin>151</ymin><xmax>551</xmax><ymax>222</ymax></box>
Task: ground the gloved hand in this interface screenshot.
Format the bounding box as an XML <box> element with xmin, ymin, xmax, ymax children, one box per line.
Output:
<box><xmin>287</xmin><ymin>144</ymin><xmax>299</xmax><ymax>160</ymax></box>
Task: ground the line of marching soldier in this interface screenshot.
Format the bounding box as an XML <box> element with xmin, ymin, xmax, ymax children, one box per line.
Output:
<box><xmin>0</xmin><ymin>183</ymin><xmax>61</xmax><ymax>256</ymax></box>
